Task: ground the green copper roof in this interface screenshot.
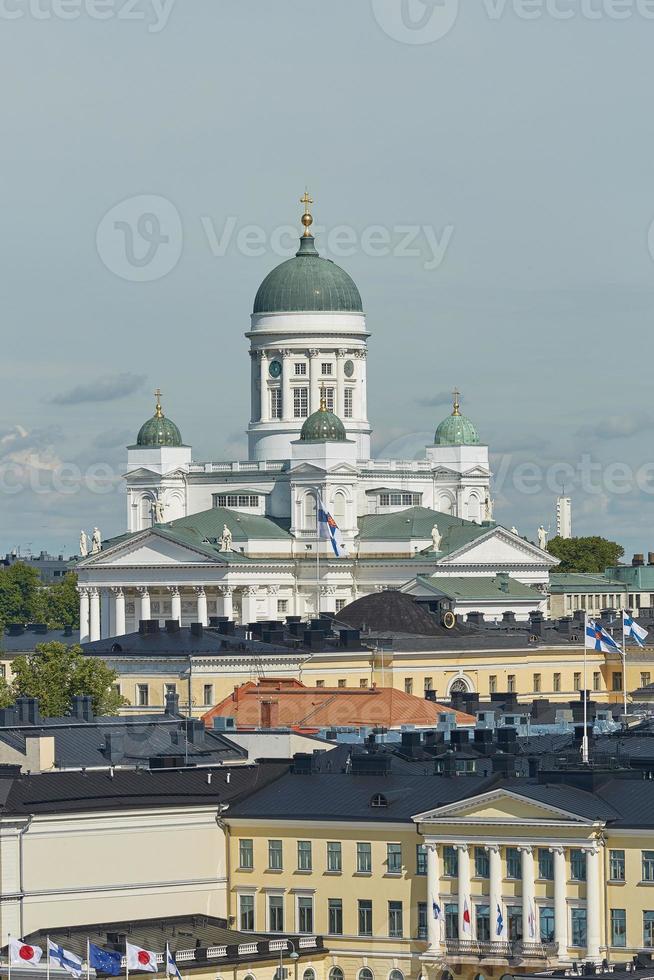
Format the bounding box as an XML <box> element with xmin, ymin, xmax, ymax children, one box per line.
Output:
<box><xmin>136</xmin><ymin>414</ymin><xmax>183</xmax><ymax>448</ymax></box>
<box><xmin>434</xmin><ymin>411</ymin><xmax>480</xmax><ymax>446</ymax></box>
<box><xmin>300</xmin><ymin>402</ymin><xmax>347</xmax><ymax>442</ymax></box>
<box><xmin>253</xmin><ymin>235</ymin><xmax>363</xmax><ymax>314</ymax></box>
<box><xmin>357</xmin><ymin>507</ymin><xmax>491</xmax><ymax>556</ymax></box>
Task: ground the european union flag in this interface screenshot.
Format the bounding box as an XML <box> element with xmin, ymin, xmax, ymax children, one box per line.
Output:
<box><xmin>89</xmin><ymin>943</ymin><xmax>122</xmax><ymax>976</ymax></box>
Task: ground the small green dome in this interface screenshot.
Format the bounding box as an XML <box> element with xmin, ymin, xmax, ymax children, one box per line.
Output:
<box><xmin>434</xmin><ymin>392</ymin><xmax>480</xmax><ymax>446</ymax></box>
<box><xmin>253</xmin><ymin>235</ymin><xmax>363</xmax><ymax>314</ymax></box>
<box><xmin>300</xmin><ymin>401</ymin><xmax>347</xmax><ymax>442</ymax></box>
<box><xmin>136</xmin><ymin>393</ymin><xmax>183</xmax><ymax>447</ymax></box>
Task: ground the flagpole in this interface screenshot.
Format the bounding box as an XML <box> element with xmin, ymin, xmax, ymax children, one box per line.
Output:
<box><xmin>622</xmin><ymin>611</ymin><xmax>628</xmax><ymax>721</ymax></box>
<box><xmin>46</xmin><ymin>936</ymin><xmax>50</xmax><ymax>980</ymax></box>
<box><xmin>582</xmin><ymin>613</ymin><xmax>589</xmax><ymax>764</ymax></box>
<box><xmin>8</xmin><ymin>933</ymin><xmax>11</xmax><ymax>980</ymax></box>
<box><xmin>315</xmin><ymin>489</ymin><xmax>320</xmax><ymax>617</ymax></box>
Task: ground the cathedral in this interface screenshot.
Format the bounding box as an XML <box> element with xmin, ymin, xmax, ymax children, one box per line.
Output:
<box><xmin>77</xmin><ymin>197</ymin><xmax>555</xmax><ymax>641</ymax></box>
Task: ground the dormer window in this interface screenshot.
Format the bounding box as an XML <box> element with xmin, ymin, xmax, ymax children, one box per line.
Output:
<box><xmin>370</xmin><ymin>793</ymin><xmax>389</xmax><ymax>808</ymax></box>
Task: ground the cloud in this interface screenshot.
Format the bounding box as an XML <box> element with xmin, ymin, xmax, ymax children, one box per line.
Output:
<box><xmin>49</xmin><ymin>373</ymin><xmax>146</xmax><ymax>406</ymax></box>
<box><xmin>92</xmin><ymin>428</ymin><xmax>134</xmax><ymax>449</ymax></box>
<box><xmin>416</xmin><ymin>389</ymin><xmax>455</xmax><ymax>408</ymax></box>
<box><xmin>0</xmin><ymin>424</ymin><xmax>63</xmax><ymax>470</ymax></box>
<box><xmin>576</xmin><ymin>413</ymin><xmax>654</xmax><ymax>441</ymax></box>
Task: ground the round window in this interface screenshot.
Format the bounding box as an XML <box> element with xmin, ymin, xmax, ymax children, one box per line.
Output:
<box><xmin>344</xmin><ymin>359</ymin><xmax>355</xmax><ymax>378</ymax></box>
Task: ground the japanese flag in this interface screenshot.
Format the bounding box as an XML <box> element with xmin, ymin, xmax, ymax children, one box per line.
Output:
<box><xmin>9</xmin><ymin>939</ymin><xmax>43</xmax><ymax>965</ymax></box>
<box><xmin>126</xmin><ymin>942</ymin><xmax>158</xmax><ymax>973</ymax></box>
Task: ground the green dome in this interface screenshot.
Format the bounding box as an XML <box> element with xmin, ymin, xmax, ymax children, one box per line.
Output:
<box><xmin>253</xmin><ymin>236</ymin><xmax>363</xmax><ymax>314</ymax></box>
<box><xmin>136</xmin><ymin>395</ymin><xmax>183</xmax><ymax>448</ymax></box>
<box><xmin>300</xmin><ymin>402</ymin><xmax>347</xmax><ymax>442</ymax></box>
<box><xmin>434</xmin><ymin>394</ymin><xmax>480</xmax><ymax>446</ymax></box>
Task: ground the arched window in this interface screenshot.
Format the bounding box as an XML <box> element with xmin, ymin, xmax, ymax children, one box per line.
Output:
<box><xmin>333</xmin><ymin>491</ymin><xmax>347</xmax><ymax>522</ymax></box>
<box><xmin>140</xmin><ymin>495</ymin><xmax>153</xmax><ymax>529</ymax></box>
<box><xmin>467</xmin><ymin>494</ymin><xmax>481</xmax><ymax>523</ymax></box>
<box><xmin>303</xmin><ymin>971</ymin><xmax>316</xmax><ymax>980</ymax></box>
<box><xmin>389</xmin><ymin>971</ymin><xmax>404</xmax><ymax>980</ymax></box>
<box><xmin>437</xmin><ymin>494</ymin><xmax>453</xmax><ymax>515</ymax></box>
<box><xmin>302</xmin><ymin>492</ymin><xmax>317</xmax><ymax>531</ymax></box>
<box><xmin>370</xmin><ymin>793</ymin><xmax>388</xmax><ymax>808</ymax></box>
<box><xmin>359</xmin><ymin>970</ymin><xmax>374</xmax><ymax>980</ymax></box>
<box><xmin>243</xmin><ymin>975</ymin><xmax>255</xmax><ymax>980</ymax></box>
<box><xmin>329</xmin><ymin>969</ymin><xmax>344</xmax><ymax>980</ymax></box>
<box><xmin>449</xmin><ymin>678</ymin><xmax>470</xmax><ymax>695</ymax></box>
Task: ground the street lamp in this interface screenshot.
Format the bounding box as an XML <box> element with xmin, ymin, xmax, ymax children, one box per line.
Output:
<box><xmin>278</xmin><ymin>940</ymin><xmax>299</xmax><ymax>980</ymax></box>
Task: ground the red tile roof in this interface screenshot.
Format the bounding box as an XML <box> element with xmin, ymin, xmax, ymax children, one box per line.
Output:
<box><xmin>201</xmin><ymin>678</ymin><xmax>475</xmax><ymax>731</ymax></box>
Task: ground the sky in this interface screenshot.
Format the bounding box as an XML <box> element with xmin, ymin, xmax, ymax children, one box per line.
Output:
<box><xmin>1</xmin><ymin>0</ymin><xmax>653</xmax><ymax>559</ymax></box>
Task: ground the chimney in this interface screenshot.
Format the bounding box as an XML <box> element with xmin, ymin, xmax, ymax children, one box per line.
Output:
<box><xmin>165</xmin><ymin>620</ymin><xmax>180</xmax><ymax>634</ymax></box>
<box><xmin>649</xmin><ymin>553</ymin><xmax>654</xmax><ymax>567</ymax></box>
<box><xmin>190</xmin><ymin>622</ymin><xmax>203</xmax><ymax>637</ymax></box>
<box><xmin>633</xmin><ymin>554</ymin><xmax>645</xmax><ymax>567</ymax></box>
<box><xmin>15</xmin><ymin>697</ymin><xmax>40</xmax><ymax>725</ymax></box>
<box><xmin>71</xmin><ymin>695</ymin><xmax>94</xmax><ymax>722</ymax></box>
<box><xmin>260</xmin><ymin>700</ymin><xmax>280</xmax><ymax>728</ymax></box>
<box><xmin>104</xmin><ymin>732</ymin><xmax>125</xmax><ymax>763</ymax></box>
<box><xmin>164</xmin><ymin>691</ymin><xmax>180</xmax><ymax>716</ymax></box>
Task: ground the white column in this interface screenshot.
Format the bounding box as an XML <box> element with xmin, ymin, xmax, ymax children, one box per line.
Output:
<box><xmin>219</xmin><ymin>587</ymin><xmax>234</xmax><ymax>620</ymax></box>
<box><xmin>281</xmin><ymin>350</ymin><xmax>293</xmax><ymax>422</ymax></box>
<box><xmin>195</xmin><ymin>587</ymin><xmax>208</xmax><ymax>626</ymax></box>
<box><xmin>139</xmin><ymin>587</ymin><xmax>151</xmax><ymax>622</ymax></box>
<box><xmin>308</xmin><ymin>349</ymin><xmax>320</xmax><ymax>414</ymax></box>
<box><xmin>520</xmin><ymin>845</ymin><xmax>536</xmax><ymax>941</ymax></box>
<box><xmin>241</xmin><ymin>586</ymin><xmax>259</xmax><ymax>625</ymax></box>
<box><xmin>100</xmin><ymin>589</ymin><xmax>111</xmax><ymax>639</ymax></box>
<box><xmin>456</xmin><ymin>844</ymin><xmax>471</xmax><ymax>939</ymax></box>
<box><xmin>89</xmin><ymin>588</ymin><xmax>101</xmax><ymax>642</ymax></box>
<box><xmin>586</xmin><ymin>846</ymin><xmax>601</xmax><ymax>961</ymax></box>
<box><xmin>170</xmin><ymin>587</ymin><xmax>181</xmax><ymax>624</ymax></box>
<box><xmin>487</xmin><ymin>845</ymin><xmax>503</xmax><ymax>940</ymax></box>
<box><xmin>259</xmin><ymin>351</ymin><xmax>269</xmax><ymax>422</ymax></box>
<box><xmin>79</xmin><ymin>588</ymin><xmax>90</xmax><ymax>644</ymax></box>
<box><xmin>112</xmin><ymin>588</ymin><xmax>126</xmax><ymax>637</ymax></box>
<box><xmin>426</xmin><ymin>843</ymin><xmax>442</xmax><ymax>954</ymax></box>
<box><xmin>551</xmin><ymin>846</ymin><xmax>568</xmax><ymax>956</ymax></box>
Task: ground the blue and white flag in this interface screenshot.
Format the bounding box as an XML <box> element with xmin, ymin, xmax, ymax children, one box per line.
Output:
<box><xmin>89</xmin><ymin>943</ymin><xmax>122</xmax><ymax>977</ymax></box>
<box><xmin>624</xmin><ymin>611</ymin><xmax>649</xmax><ymax>648</ymax></box>
<box><xmin>496</xmin><ymin>903</ymin><xmax>504</xmax><ymax>937</ymax></box>
<box><xmin>166</xmin><ymin>944</ymin><xmax>182</xmax><ymax>980</ymax></box>
<box><xmin>317</xmin><ymin>494</ymin><xmax>347</xmax><ymax>558</ymax></box>
<box><xmin>48</xmin><ymin>940</ymin><xmax>83</xmax><ymax>979</ymax></box>
<box><xmin>432</xmin><ymin>900</ymin><xmax>442</xmax><ymax>921</ymax></box>
<box><xmin>586</xmin><ymin>619</ymin><xmax>621</xmax><ymax>653</ymax></box>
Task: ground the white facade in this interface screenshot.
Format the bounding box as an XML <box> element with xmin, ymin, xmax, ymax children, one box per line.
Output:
<box><xmin>556</xmin><ymin>495</ymin><xmax>572</xmax><ymax>539</ymax></box>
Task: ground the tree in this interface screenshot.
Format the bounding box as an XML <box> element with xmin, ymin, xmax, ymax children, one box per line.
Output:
<box><xmin>34</xmin><ymin>572</ymin><xmax>80</xmax><ymax>628</ymax></box>
<box><xmin>547</xmin><ymin>535</ymin><xmax>624</xmax><ymax>573</ymax></box>
<box><xmin>10</xmin><ymin>643</ymin><xmax>128</xmax><ymax>717</ymax></box>
<box><xmin>0</xmin><ymin>562</ymin><xmax>41</xmax><ymax>627</ymax></box>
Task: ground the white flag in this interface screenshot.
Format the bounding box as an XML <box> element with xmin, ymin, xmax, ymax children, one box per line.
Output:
<box><xmin>126</xmin><ymin>942</ymin><xmax>158</xmax><ymax>973</ymax></box>
<box><xmin>9</xmin><ymin>939</ymin><xmax>43</xmax><ymax>966</ymax></box>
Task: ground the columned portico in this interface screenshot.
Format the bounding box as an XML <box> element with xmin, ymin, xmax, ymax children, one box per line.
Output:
<box><xmin>519</xmin><ymin>844</ymin><xmax>536</xmax><ymax>941</ymax></box>
<box><xmin>195</xmin><ymin>587</ymin><xmax>208</xmax><ymax>627</ymax></box>
<box><xmin>585</xmin><ymin>845</ymin><xmax>601</xmax><ymax>962</ymax></box>
<box><xmin>425</xmin><ymin>843</ymin><xmax>442</xmax><ymax>955</ymax></box>
<box><xmin>89</xmin><ymin>588</ymin><xmax>101</xmax><ymax>642</ymax></box>
<box><xmin>454</xmin><ymin>843</ymin><xmax>471</xmax><ymax>939</ymax></box>
<box><xmin>170</xmin><ymin>587</ymin><xmax>182</xmax><ymax>624</ymax></box>
<box><xmin>112</xmin><ymin>587</ymin><xmax>126</xmax><ymax>637</ymax></box>
<box><xmin>79</xmin><ymin>588</ymin><xmax>90</xmax><ymax>644</ymax></box>
<box><xmin>487</xmin><ymin>844</ymin><xmax>502</xmax><ymax>940</ymax></box>
<box><xmin>551</xmin><ymin>845</ymin><xmax>568</xmax><ymax>954</ymax></box>
<box><xmin>218</xmin><ymin>587</ymin><xmax>233</xmax><ymax>620</ymax></box>
<box><xmin>138</xmin><ymin>587</ymin><xmax>151</xmax><ymax>622</ymax></box>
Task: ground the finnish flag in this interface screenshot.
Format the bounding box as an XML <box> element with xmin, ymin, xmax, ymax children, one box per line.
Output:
<box><xmin>585</xmin><ymin>619</ymin><xmax>621</xmax><ymax>654</ymax></box>
<box><xmin>624</xmin><ymin>611</ymin><xmax>649</xmax><ymax>648</ymax></box>
<box><xmin>317</xmin><ymin>494</ymin><xmax>347</xmax><ymax>558</ymax></box>
<box><xmin>48</xmin><ymin>940</ymin><xmax>83</xmax><ymax>979</ymax></box>
<box><xmin>166</xmin><ymin>944</ymin><xmax>182</xmax><ymax>980</ymax></box>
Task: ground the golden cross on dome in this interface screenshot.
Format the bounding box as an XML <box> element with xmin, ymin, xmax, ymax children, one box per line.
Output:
<box><xmin>300</xmin><ymin>188</ymin><xmax>314</xmax><ymax>237</ymax></box>
<box><xmin>452</xmin><ymin>388</ymin><xmax>461</xmax><ymax>416</ymax></box>
<box><xmin>154</xmin><ymin>388</ymin><xmax>163</xmax><ymax>418</ymax></box>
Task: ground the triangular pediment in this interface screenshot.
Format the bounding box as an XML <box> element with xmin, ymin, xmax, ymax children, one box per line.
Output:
<box><xmin>413</xmin><ymin>789</ymin><xmax>595</xmax><ymax>826</ymax></box>
<box><xmin>439</xmin><ymin>527</ymin><xmax>558</xmax><ymax>567</ymax></box>
<box><xmin>291</xmin><ymin>462</ymin><xmax>358</xmax><ymax>477</ymax></box>
<box><xmin>80</xmin><ymin>530</ymin><xmax>222</xmax><ymax>567</ymax></box>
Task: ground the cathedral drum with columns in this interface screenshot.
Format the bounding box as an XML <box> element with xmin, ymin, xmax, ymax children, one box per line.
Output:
<box><xmin>77</xmin><ymin>196</ymin><xmax>556</xmax><ymax>642</ymax></box>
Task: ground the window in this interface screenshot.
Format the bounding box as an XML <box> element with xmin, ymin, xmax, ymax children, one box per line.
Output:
<box><xmin>328</xmin><ymin>898</ymin><xmax>343</xmax><ymax>935</ymax></box>
<box><xmin>321</xmin><ymin>362</ymin><xmax>333</xmax><ymax>376</ymax></box>
<box><xmin>304</xmin><ymin>971</ymin><xmax>316</xmax><ymax>980</ymax></box>
<box><xmin>540</xmin><ymin>907</ymin><xmax>555</xmax><ymax>943</ymax></box>
<box><xmin>277</xmin><ymin>599</ymin><xmax>288</xmax><ymax>615</ymax></box>
<box><xmin>645</xmin><ymin>911</ymin><xmax>654</xmax><ymax>948</ymax></box>
<box><xmin>593</xmin><ymin>671</ymin><xmax>601</xmax><ymax>691</ymax></box>
<box><xmin>424</xmin><ymin>676</ymin><xmax>433</xmax><ymax>691</ymax></box>
<box><xmin>358</xmin><ymin>899</ymin><xmax>373</xmax><ymax>936</ymax></box>
<box><xmin>239</xmin><ymin>894</ymin><xmax>254</xmax><ymax>931</ymax></box>
<box><xmin>359</xmin><ymin>678</ymin><xmax>368</xmax><ymax>688</ymax></box>
<box><xmin>357</xmin><ymin>842</ymin><xmax>372</xmax><ymax>873</ymax></box>
<box><xmin>337</xmin><ymin>678</ymin><xmax>346</xmax><ymax>688</ymax></box>
<box><xmin>327</xmin><ymin>841</ymin><xmax>342</xmax><ymax>872</ymax></box>
<box><xmin>297</xmin><ymin>840</ymin><xmax>312</xmax><ymax>871</ymax></box>
<box><xmin>417</xmin><ymin>902</ymin><xmax>428</xmax><ymax>939</ymax></box>
<box><xmin>553</xmin><ymin>672</ymin><xmax>561</xmax><ymax>692</ymax></box>
<box><xmin>294</xmin><ymin>362</ymin><xmax>307</xmax><ymax>376</ymax></box>
<box><xmin>215</xmin><ymin>494</ymin><xmax>259</xmax><ymax>508</ymax></box>
<box><xmin>329</xmin><ymin>971</ymin><xmax>344</xmax><ymax>980</ymax></box>
<box><xmin>610</xmin><ymin>849</ymin><xmax>625</xmax><ymax>881</ymax></box>
<box><xmin>316</xmin><ymin>680</ymin><xmax>325</xmax><ymax>688</ymax></box>
<box><xmin>297</xmin><ymin>896</ymin><xmax>313</xmax><ymax>933</ymax></box>
<box><xmin>538</xmin><ymin>848</ymin><xmax>553</xmax><ymax>880</ymax></box>
<box><xmin>271</xmin><ymin>388</ymin><xmax>282</xmax><ymax>420</ymax></box>
<box><xmin>388</xmin><ymin>901</ymin><xmax>403</xmax><ymax>938</ymax></box>
<box><xmin>533</xmin><ymin>673</ymin><xmax>541</xmax><ymax>693</ymax></box>
<box><xmin>404</xmin><ymin>678</ymin><xmax>413</xmax><ymax>695</ymax></box>
<box><xmin>269</xmin><ymin>894</ymin><xmax>284</xmax><ymax>932</ymax></box>
<box><xmin>268</xmin><ymin>839</ymin><xmax>283</xmax><ymax>870</ymax></box>
<box><xmin>335</xmin><ymin>599</ymin><xmax>346</xmax><ymax>612</ymax></box>
<box><xmin>324</xmin><ymin>387</ymin><xmax>335</xmax><ymax>411</ymax></box>
<box><xmin>570</xmin><ymin>849</ymin><xmax>586</xmax><ymax>881</ymax></box>
<box><xmin>573</xmin><ymin>671</ymin><xmax>581</xmax><ymax>690</ymax></box>
<box><xmin>293</xmin><ymin>387</ymin><xmax>309</xmax><ymax>418</ymax></box>
<box><xmin>475</xmin><ymin>904</ymin><xmax>490</xmax><ymax>942</ymax></box>
<box><xmin>489</xmin><ymin>675</ymin><xmax>497</xmax><ymax>694</ymax></box>
<box><xmin>643</xmin><ymin>850</ymin><xmax>654</xmax><ymax>881</ymax></box>
<box><xmin>643</xmin><ymin>672</ymin><xmax>652</xmax><ymax>687</ymax></box>
<box><xmin>571</xmin><ymin>908</ymin><xmax>587</xmax><ymax>947</ymax></box>
<box><xmin>611</xmin><ymin>908</ymin><xmax>626</xmax><ymax>947</ymax></box>
<box><xmin>203</xmin><ymin>684</ymin><xmax>213</xmax><ymax>707</ymax></box>
<box><xmin>416</xmin><ymin>843</ymin><xmax>428</xmax><ymax>875</ymax></box>
<box><xmin>445</xmin><ymin>903</ymin><xmax>459</xmax><ymax>939</ymax></box>
<box><xmin>359</xmin><ymin>971</ymin><xmax>373</xmax><ymax>980</ymax></box>
<box><xmin>379</xmin><ymin>492</ymin><xmax>421</xmax><ymax>507</ymax></box>
<box><xmin>507</xmin><ymin>906</ymin><xmax>523</xmax><ymax>941</ymax></box>
<box><xmin>239</xmin><ymin>839</ymin><xmax>254</xmax><ymax>870</ymax></box>
<box><xmin>344</xmin><ymin>388</ymin><xmax>354</xmax><ymax>418</ymax></box>
<box><xmin>475</xmin><ymin>846</ymin><xmax>489</xmax><ymax>878</ymax></box>
<box><xmin>136</xmin><ymin>684</ymin><xmax>149</xmax><ymax>707</ymax></box>
<box><xmin>507</xmin><ymin>674</ymin><xmax>516</xmax><ymax>693</ymax></box>
<box><xmin>387</xmin><ymin>843</ymin><xmax>402</xmax><ymax>874</ymax></box>
<box><xmin>506</xmin><ymin>847</ymin><xmax>521</xmax><ymax>879</ymax></box>
<box><xmin>613</xmin><ymin>671</ymin><xmax>623</xmax><ymax>692</ymax></box>
<box><xmin>443</xmin><ymin>846</ymin><xmax>458</xmax><ymax>877</ymax></box>
<box><xmin>389</xmin><ymin>971</ymin><xmax>404</xmax><ymax>980</ymax></box>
